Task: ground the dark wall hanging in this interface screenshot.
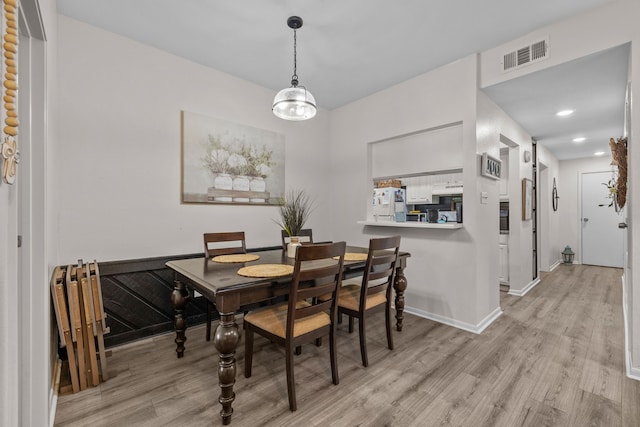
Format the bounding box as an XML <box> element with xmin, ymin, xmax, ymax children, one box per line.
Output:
<box><xmin>552</xmin><ymin>178</ymin><xmax>559</xmax><ymax>211</ymax></box>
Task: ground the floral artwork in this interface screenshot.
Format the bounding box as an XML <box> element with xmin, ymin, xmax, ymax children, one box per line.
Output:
<box><xmin>181</xmin><ymin>111</ymin><xmax>285</xmax><ymax>204</ymax></box>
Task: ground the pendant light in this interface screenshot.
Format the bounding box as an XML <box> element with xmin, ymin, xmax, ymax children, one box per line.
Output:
<box><xmin>272</xmin><ymin>16</ymin><xmax>317</xmax><ymax>121</ymax></box>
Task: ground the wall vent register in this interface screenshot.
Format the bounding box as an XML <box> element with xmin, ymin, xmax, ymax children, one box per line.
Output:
<box><xmin>503</xmin><ymin>37</ymin><xmax>548</xmax><ymax>72</ymax></box>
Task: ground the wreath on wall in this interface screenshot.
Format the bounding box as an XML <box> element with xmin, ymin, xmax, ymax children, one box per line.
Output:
<box><xmin>608</xmin><ymin>136</ymin><xmax>628</xmax><ymax>209</ymax></box>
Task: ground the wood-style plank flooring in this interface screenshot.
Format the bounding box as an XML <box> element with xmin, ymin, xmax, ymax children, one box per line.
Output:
<box><xmin>54</xmin><ymin>264</ymin><xmax>640</xmax><ymax>426</ymax></box>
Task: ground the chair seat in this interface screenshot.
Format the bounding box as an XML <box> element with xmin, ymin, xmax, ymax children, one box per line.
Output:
<box><xmin>338</xmin><ymin>284</ymin><xmax>387</xmax><ymax>312</ymax></box>
<box><xmin>244</xmin><ymin>301</ymin><xmax>330</xmax><ymax>339</ymax></box>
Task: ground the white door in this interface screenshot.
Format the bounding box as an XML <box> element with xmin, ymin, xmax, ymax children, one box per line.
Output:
<box><xmin>581</xmin><ymin>171</ymin><xmax>624</xmax><ymax>267</ymax></box>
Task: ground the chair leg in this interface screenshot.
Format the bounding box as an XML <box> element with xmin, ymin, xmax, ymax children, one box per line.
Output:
<box><xmin>206</xmin><ymin>301</ymin><xmax>212</xmax><ymax>342</ymax></box>
<box><xmin>359</xmin><ymin>314</ymin><xmax>368</xmax><ymax>367</ymax></box>
<box><xmin>295</xmin><ymin>345</ymin><xmax>302</xmax><ymax>355</ymax></box>
<box><xmin>348</xmin><ymin>315</ymin><xmax>354</xmax><ymax>333</ymax></box>
<box><xmin>315</xmin><ymin>337</ymin><xmax>322</xmax><ymax>347</ymax></box>
<box><xmin>244</xmin><ymin>328</ymin><xmax>253</xmax><ymax>378</ymax></box>
<box><xmin>385</xmin><ymin>301</ymin><xmax>394</xmax><ymax>350</ymax></box>
<box><xmin>285</xmin><ymin>343</ymin><xmax>297</xmax><ymax>411</ymax></box>
<box><xmin>329</xmin><ymin>328</ymin><xmax>339</xmax><ymax>385</ymax></box>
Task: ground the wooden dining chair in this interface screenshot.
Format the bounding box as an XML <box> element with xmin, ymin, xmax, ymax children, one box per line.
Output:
<box><xmin>243</xmin><ymin>241</ymin><xmax>346</xmax><ymax>411</ymax></box>
<box><xmin>203</xmin><ymin>231</ymin><xmax>246</xmax><ymax>341</ymax></box>
<box><xmin>337</xmin><ymin>235</ymin><xmax>401</xmax><ymax>367</ymax></box>
<box><xmin>280</xmin><ymin>228</ymin><xmax>313</xmax><ymax>251</ymax></box>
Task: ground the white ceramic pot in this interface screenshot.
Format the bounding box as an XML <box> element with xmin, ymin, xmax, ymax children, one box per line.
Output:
<box><xmin>287</xmin><ymin>236</ymin><xmax>301</xmax><ymax>258</ymax></box>
<box><xmin>250</xmin><ymin>177</ymin><xmax>266</xmax><ymax>203</ymax></box>
<box><xmin>213</xmin><ymin>173</ymin><xmax>232</xmax><ymax>202</ymax></box>
<box><xmin>232</xmin><ymin>175</ymin><xmax>250</xmax><ymax>202</ymax></box>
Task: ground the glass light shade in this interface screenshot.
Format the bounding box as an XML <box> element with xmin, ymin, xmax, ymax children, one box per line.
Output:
<box><xmin>272</xmin><ymin>86</ymin><xmax>317</xmax><ymax>121</ymax></box>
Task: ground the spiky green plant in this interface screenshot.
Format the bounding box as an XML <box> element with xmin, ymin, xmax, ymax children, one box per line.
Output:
<box><xmin>275</xmin><ymin>189</ymin><xmax>314</xmax><ymax>236</ymax></box>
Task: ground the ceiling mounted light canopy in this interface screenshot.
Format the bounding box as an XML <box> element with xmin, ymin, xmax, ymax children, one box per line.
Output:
<box><xmin>272</xmin><ymin>16</ymin><xmax>317</xmax><ymax>121</ymax></box>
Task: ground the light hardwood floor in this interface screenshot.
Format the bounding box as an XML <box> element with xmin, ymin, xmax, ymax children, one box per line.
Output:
<box><xmin>54</xmin><ymin>264</ymin><xmax>640</xmax><ymax>426</ymax></box>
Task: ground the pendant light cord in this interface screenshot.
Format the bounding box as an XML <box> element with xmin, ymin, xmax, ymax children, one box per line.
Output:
<box><xmin>291</xmin><ymin>28</ymin><xmax>298</xmax><ymax>86</ymax></box>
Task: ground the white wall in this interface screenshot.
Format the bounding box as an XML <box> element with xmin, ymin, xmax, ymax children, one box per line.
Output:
<box><xmin>329</xmin><ymin>55</ymin><xmax>501</xmax><ymax>331</ymax></box>
<box><xmin>538</xmin><ymin>144</ymin><xmax>561</xmax><ymax>271</ymax></box>
<box><xmin>56</xmin><ymin>16</ymin><xmax>333</xmax><ymax>264</ymax></box>
<box><xmin>476</xmin><ymin>90</ymin><xmax>549</xmax><ymax>294</ymax></box>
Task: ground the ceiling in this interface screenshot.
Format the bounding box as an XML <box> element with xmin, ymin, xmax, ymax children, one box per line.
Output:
<box><xmin>56</xmin><ymin>0</ymin><xmax>625</xmax><ymax>160</ymax></box>
<box><xmin>483</xmin><ymin>44</ymin><xmax>629</xmax><ymax>160</ymax></box>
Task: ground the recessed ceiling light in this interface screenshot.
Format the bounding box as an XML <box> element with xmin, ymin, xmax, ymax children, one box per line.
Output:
<box><xmin>556</xmin><ymin>109</ymin><xmax>574</xmax><ymax>117</ymax></box>
<box><xmin>594</xmin><ymin>151</ymin><xmax>605</xmax><ymax>156</ymax></box>
<box><xmin>573</xmin><ymin>137</ymin><xmax>586</xmax><ymax>143</ymax></box>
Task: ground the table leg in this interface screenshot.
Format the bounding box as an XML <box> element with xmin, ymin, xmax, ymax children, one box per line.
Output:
<box><xmin>171</xmin><ymin>279</ymin><xmax>190</xmax><ymax>358</ymax></box>
<box><xmin>393</xmin><ymin>265</ymin><xmax>408</xmax><ymax>331</ymax></box>
<box><xmin>214</xmin><ymin>312</ymin><xmax>240</xmax><ymax>425</ymax></box>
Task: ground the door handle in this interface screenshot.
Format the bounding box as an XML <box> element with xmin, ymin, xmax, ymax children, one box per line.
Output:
<box><xmin>619</xmin><ymin>222</ymin><xmax>628</xmax><ymax>229</ymax></box>
<box><xmin>583</xmin><ymin>218</ymin><xmax>589</xmax><ymax>222</ymax></box>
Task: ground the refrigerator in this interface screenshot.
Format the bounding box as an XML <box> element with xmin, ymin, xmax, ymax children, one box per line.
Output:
<box><xmin>372</xmin><ymin>187</ymin><xmax>407</xmax><ymax>222</ymax></box>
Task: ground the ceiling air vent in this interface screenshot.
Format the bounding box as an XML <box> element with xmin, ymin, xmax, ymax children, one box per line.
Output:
<box><xmin>502</xmin><ymin>37</ymin><xmax>548</xmax><ymax>72</ymax></box>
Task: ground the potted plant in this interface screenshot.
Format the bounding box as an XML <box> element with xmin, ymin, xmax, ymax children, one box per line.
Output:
<box><xmin>275</xmin><ymin>189</ymin><xmax>314</xmax><ymax>257</ymax></box>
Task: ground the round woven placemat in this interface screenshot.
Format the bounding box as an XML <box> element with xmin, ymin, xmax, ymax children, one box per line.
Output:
<box><xmin>334</xmin><ymin>253</ymin><xmax>368</xmax><ymax>262</ymax></box>
<box><xmin>237</xmin><ymin>264</ymin><xmax>294</xmax><ymax>278</ymax></box>
<box><xmin>212</xmin><ymin>254</ymin><xmax>260</xmax><ymax>263</ymax></box>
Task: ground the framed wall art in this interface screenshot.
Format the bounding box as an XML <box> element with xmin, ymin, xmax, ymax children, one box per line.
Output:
<box><xmin>480</xmin><ymin>152</ymin><xmax>501</xmax><ymax>180</ymax></box>
<box><xmin>181</xmin><ymin>111</ymin><xmax>285</xmax><ymax>205</ymax></box>
<box><xmin>522</xmin><ymin>178</ymin><xmax>532</xmax><ymax>220</ymax></box>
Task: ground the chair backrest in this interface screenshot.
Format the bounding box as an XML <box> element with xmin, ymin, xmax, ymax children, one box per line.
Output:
<box><xmin>281</xmin><ymin>228</ymin><xmax>313</xmax><ymax>251</ymax></box>
<box><xmin>203</xmin><ymin>232</ymin><xmax>247</xmax><ymax>258</ymax></box>
<box><xmin>359</xmin><ymin>236</ymin><xmax>401</xmax><ymax>308</ymax></box>
<box><xmin>286</xmin><ymin>242</ymin><xmax>346</xmax><ymax>337</ymax></box>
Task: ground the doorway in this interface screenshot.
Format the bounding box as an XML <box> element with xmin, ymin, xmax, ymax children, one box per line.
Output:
<box><xmin>581</xmin><ymin>171</ymin><xmax>624</xmax><ymax>267</ymax></box>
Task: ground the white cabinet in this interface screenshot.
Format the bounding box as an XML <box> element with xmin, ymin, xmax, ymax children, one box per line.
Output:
<box><xmin>405</xmin><ymin>176</ymin><xmax>439</xmax><ymax>204</ymax></box>
<box><xmin>431</xmin><ymin>182</ymin><xmax>463</xmax><ymax>195</ymax></box>
<box><xmin>499</xmin><ymin>243</ymin><xmax>509</xmax><ymax>284</ymax></box>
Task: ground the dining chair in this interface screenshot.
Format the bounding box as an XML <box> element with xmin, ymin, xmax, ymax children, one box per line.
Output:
<box><xmin>203</xmin><ymin>231</ymin><xmax>246</xmax><ymax>341</ymax></box>
<box><xmin>243</xmin><ymin>241</ymin><xmax>346</xmax><ymax>411</ymax></box>
<box><xmin>337</xmin><ymin>235</ymin><xmax>401</xmax><ymax>367</ymax></box>
<box><xmin>280</xmin><ymin>228</ymin><xmax>313</xmax><ymax>251</ymax></box>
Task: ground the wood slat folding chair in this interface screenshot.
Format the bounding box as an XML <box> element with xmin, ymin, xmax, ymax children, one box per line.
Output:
<box><xmin>89</xmin><ymin>261</ymin><xmax>110</xmax><ymax>381</ymax></box>
<box><xmin>51</xmin><ymin>266</ymin><xmax>80</xmax><ymax>393</ymax></box>
<box><xmin>66</xmin><ymin>265</ymin><xmax>87</xmax><ymax>390</ymax></box>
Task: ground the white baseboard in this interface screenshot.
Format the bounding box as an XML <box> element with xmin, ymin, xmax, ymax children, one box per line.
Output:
<box><xmin>621</xmin><ymin>274</ymin><xmax>640</xmax><ymax>381</ymax></box>
<box><xmin>508</xmin><ymin>277</ymin><xmax>541</xmax><ymax>297</ymax></box>
<box><xmin>404</xmin><ymin>305</ymin><xmax>502</xmax><ymax>334</ymax></box>
<box><xmin>628</xmin><ymin>361</ymin><xmax>640</xmax><ymax>380</ymax></box>
<box><xmin>49</xmin><ymin>358</ymin><xmax>61</xmax><ymax>427</ymax></box>
<box><xmin>549</xmin><ymin>259</ymin><xmax>562</xmax><ymax>271</ymax></box>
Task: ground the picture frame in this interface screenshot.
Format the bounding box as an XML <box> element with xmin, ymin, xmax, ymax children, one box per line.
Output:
<box><xmin>181</xmin><ymin>111</ymin><xmax>286</xmax><ymax>205</ymax></box>
<box><xmin>480</xmin><ymin>152</ymin><xmax>501</xmax><ymax>180</ymax></box>
<box><xmin>522</xmin><ymin>178</ymin><xmax>532</xmax><ymax>220</ymax></box>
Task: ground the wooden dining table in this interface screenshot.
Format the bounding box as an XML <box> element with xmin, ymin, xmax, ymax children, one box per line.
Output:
<box><xmin>166</xmin><ymin>245</ymin><xmax>410</xmax><ymax>425</ymax></box>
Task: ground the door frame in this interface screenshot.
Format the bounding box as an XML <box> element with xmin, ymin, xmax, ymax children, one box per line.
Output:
<box><xmin>1</xmin><ymin>2</ymin><xmax>49</xmax><ymax>426</ymax></box>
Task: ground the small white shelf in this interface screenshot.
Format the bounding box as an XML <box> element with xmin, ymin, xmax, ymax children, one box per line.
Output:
<box><xmin>357</xmin><ymin>220</ymin><xmax>463</xmax><ymax>229</ymax></box>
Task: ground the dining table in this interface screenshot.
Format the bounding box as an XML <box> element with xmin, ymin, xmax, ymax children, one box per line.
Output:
<box><xmin>166</xmin><ymin>245</ymin><xmax>410</xmax><ymax>425</ymax></box>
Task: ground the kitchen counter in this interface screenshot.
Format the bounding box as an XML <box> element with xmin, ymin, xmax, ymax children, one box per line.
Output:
<box><xmin>357</xmin><ymin>220</ymin><xmax>463</xmax><ymax>229</ymax></box>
